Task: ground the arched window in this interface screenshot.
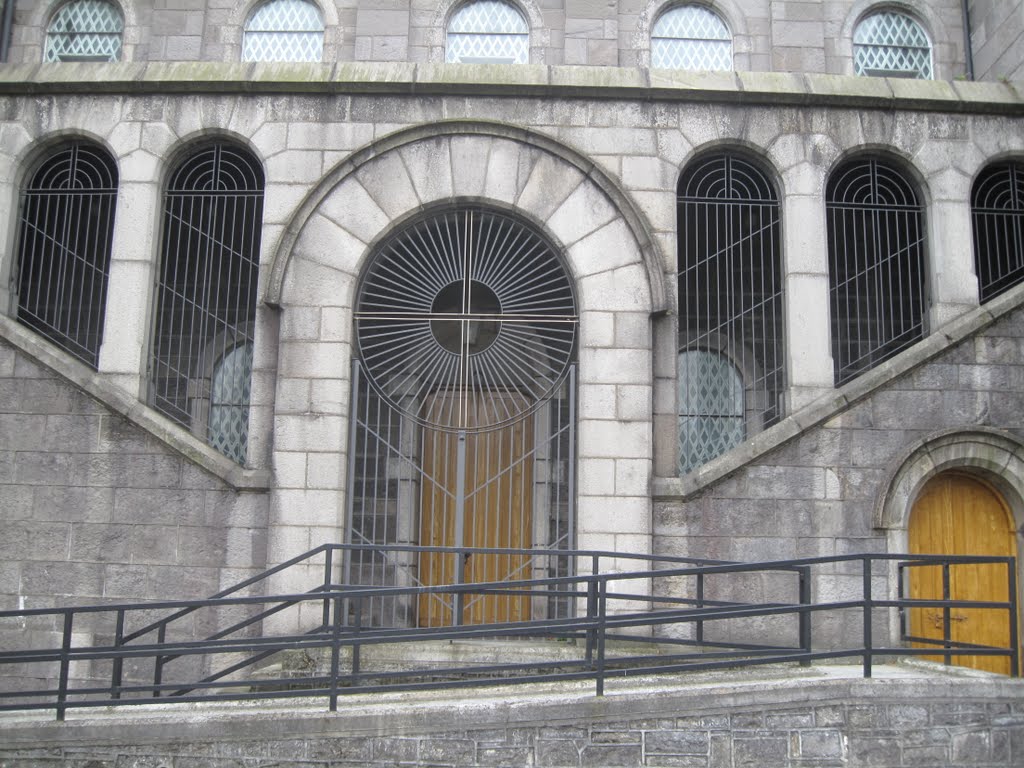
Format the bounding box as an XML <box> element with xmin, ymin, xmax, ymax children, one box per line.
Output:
<box><xmin>14</xmin><ymin>141</ymin><xmax>118</xmax><ymax>368</ymax></box>
<box><xmin>243</xmin><ymin>0</ymin><xmax>324</xmax><ymax>62</ymax></box>
<box><xmin>972</xmin><ymin>161</ymin><xmax>1024</xmax><ymax>303</ymax></box>
<box><xmin>44</xmin><ymin>0</ymin><xmax>124</xmax><ymax>62</ymax></box>
<box><xmin>652</xmin><ymin>4</ymin><xmax>732</xmax><ymax>71</ymax></box>
<box><xmin>150</xmin><ymin>142</ymin><xmax>264</xmax><ymax>465</ymax></box>
<box><xmin>677</xmin><ymin>153</ymin><xmax>784</xmax><ymax>475</ymax></box>
<box><xmin>826</xmin><ymin>156</ymin><xmax>926</xmax><ymax>386</ymax></box>
<box><xmin>446</xmin><ymin>0</ymin><xmax>528</xmax><ymax>64</ymax></box>
<box><xmin>854</xmin><ymin>9</ymin><xmax>932</xmax><ymax>79</ymax></box>
<box><xmin>678</xmin><ymin>350</ymin><xmax>744</xmax><ymax>474</ymax></box>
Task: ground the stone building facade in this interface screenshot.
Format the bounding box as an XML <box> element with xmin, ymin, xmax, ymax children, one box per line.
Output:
<box><xmin>1</xmin><ymin>0</ymin><xmax>1024</xmax><ymax>668</ymax></box>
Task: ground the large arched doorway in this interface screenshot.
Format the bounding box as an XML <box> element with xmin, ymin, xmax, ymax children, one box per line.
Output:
<box><xmin>347</xmin><ymin>205</ymin><xmax>578</xmax><ymax>628</ymax></box>
<box><xmin>908</xmin><ymin>472</ymin><xmax>1019</xmax><ymax>675</ymax></box>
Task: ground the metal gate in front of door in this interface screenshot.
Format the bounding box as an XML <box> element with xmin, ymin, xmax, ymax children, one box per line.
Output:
<box><xmin>345</xmin><ymin>206</ymin><xmax>578</xmax><ymax>629</ymax></box>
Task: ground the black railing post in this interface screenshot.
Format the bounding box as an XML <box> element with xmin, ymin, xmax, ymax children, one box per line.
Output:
<box><xmin>56</xmin><ymin>611</ymin><xmax>73</xmax><ymax>721</ymax></box>
<box><xmin>595</xmin><ymin>579</ymin><xmax>607</xmax><ymax>697</ymax></box>
<box><xmin>896</xmin><ymin>562</ymin><xmax>906</xmax><ymax>642</ymax></box>
<box><xmin>942</xmin><ymin>563</ymin><xmax>952</xmax><ymax>667</ymax></box>
<box><xmin>1007</xmin><ymin>559</ymin><xmax>1019</xmax><ymax>677</ymax></box>
<box><xmin>585</xmin><ymin>576</ymin><xmax>596</xmax><ymax>666</ymax></box>
<box><xmin>153</xmin><ymin>623</ymin><xmax>167</xmax><ymax>698</ymax></box>
<box><xmin>696</xmin><ymin>570</ymin><xmax>705</xmax><ymax>647</ymax></box>
<box><xmin>111</xmin><ymin>609</ymin><xmax>125</xmax><ymax>700</ymax></box>
<box><xmin>862</xmin><ymin>557</ymin><xmax>873</xmax><ymax>678</ymax></box>
<box><xmin>323</xmin><ymin>547</ymin><xmax>334</xmax><ymax>629</ymax></box>
<box><xmin>352</xmin><ymin>599</ymin><xmax>362</xmax><ymax>680</ymax></box>
<box><xmin>329</xmin><ymin>593</ymin><xmax>343</xmax><ymax>713</ymax></box>
<box><xmin>798</xmin><ymin>566</ymin><xmax>811</xmax><ymax>667</ymax></box>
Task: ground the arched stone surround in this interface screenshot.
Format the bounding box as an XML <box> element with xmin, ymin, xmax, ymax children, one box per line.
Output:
<box><xmin>266</xmin><ymin>122</ymin><xmax>666</xmax><ymax>587</ymax></box>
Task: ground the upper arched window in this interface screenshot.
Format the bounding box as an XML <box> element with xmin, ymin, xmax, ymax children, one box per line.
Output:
<box><xmin>14</xmin><ymin>140</ymin><xmax>118</xmax><ymax>368</ymax></box>
<box><xmin>243</xmin><ymin>0</ymin><xmax>324</xmax><ymax>62</ymax></box>
<box><xmin>652</xmin><ymin>4</ymin><xmax>732</xmax><ymax>71</ymax></box>
<box><xmin>150</xmin><ymin>142</ymin><xmax>264</xmax><ymax>464</ymax></box>
<box><xmin>677</xmin><ymin>153</ymin><xmax>784</xmax><ymax>474</ymax></box>
<box><xmin>972</xmin><ymin>161</ymin><xmax>1024</xmax><ymax>304</ymax></box>
<box><xmin>446</xmin><ymin>0</ymin><xmax>528</xmax><ymax>64</ymax></box>
<box><xmin>853</xmin><ymin>9</ymin><xmax>932</xmax><ymax>79</ymax></box>
<box><xmin>44</xmin><ymin>0</ymin><xmax>124</xmax><ymax>62</ymax></box>
<box><xmin>826</xmin><ymin>156</ymin><xmax>927</xmax><ymax>385</ymax></box>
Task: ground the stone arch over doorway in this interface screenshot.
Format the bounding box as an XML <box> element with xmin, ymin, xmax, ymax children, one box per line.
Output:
<box><xmin>875</xmin><ymin>427</ymin><xmax>1024</xmax><ymax>672</ymax></box>
<box><xmin>266</xmin><ymin>123</ymin><xmax>665</xmax><ymax>595</ymax></box>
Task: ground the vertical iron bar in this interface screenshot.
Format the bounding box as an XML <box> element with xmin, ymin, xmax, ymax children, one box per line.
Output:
<box><xmin>943</xmin><ymin>563</ymin><xmax>952</xmax><ymax>667</ymax></box>
<box><xmin>862</xmin><ymin>557</ymin><xmax>873</xmax><ymax>678</ymax></box>
<box><xmin>330</xmin><ymin>594</ymin><xmax>343</xmax><ymax>712</ymax></box>
<box><xmin>352</xmin><ymin>600</ymin><xmax>362</xmax><ymax>680</ymax></box>
<box><xmin>896</xmin><ymin>562</ymin><xmax>906</xmax><ymax>642</ymax></box>
<box><xmin>1007</xmin><ymin>559</ymin><xmax>1019</xmax><ymax>677</ymax></box>
<box><xmin>111</xmin><ymin>609</ymin><xmax>125</xmax><ymax>700</ymax></box>
<box><xmin>323</xmin><ymin>547</ymin><xmax>334</xmax><ymax>630</ymax></box>
<box><xmin>798</xmin><ymin>566</ymin><xmax>811</xmax><ymax>666</ymax></box>
<box><xmin>454</xmin><ymin>431</ymin><xmax>467</xmax><ymax>627</ymax></box>
<box><xmin>343</xmin><ymin>360</ymin><xmax>360</xmax><ymax>629</ymax></box>
<box><xmin>153</xmin><ymin>623</ymin><xmax>167</xmax><ymax>698</ymax></box>
<box><xmin>696</xmin><ymin>571</ymin><xmax>705</xmax><ymax>646</ymax></box>
<box><xmin>56</xmin><ymin>611</ymin><xmax>73</xmax><ymax>721</ymax></box>
<box><xmin>596</xmin><ymin>578</ymin><xmax>607</xmax><ymax>697</ymax></box>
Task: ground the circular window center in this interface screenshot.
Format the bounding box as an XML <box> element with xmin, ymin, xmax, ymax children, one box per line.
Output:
<box><xmin>430</xmin><ymin>280</ymin><xmax>501</xmax><ymax>355</ymax></box>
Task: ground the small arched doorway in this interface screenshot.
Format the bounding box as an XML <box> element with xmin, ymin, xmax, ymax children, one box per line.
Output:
<box><xmin>908</xmin><ymin>472</ymin><xmax>1019</xmax><ymax>674</ymax></box>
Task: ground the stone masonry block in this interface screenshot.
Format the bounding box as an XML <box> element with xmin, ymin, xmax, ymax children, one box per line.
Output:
<box><xmin>517</xmin><ymin>151</ymin><xmax>587</xmax><ymax>223</ymax></box>
<box><xmin>399</xmin><ymin>136</ymin><xmax>453</xmax><ymax>203</ymax></box>
<box><xmin>354</xmin><ymin>151</ymin><xmax>419</xmax><ymax>221</ymax></box>
<box><xmin>579</xmin><ymin>420</ymin><xmax>650</xmax><ymax>459</ymax></box>
<box><xmin>567</xmin><ymin>218</ymin><xmax>641</xmax><ymax>278</ymax></box>
<box><xmin>483</xmin><ymin>139</ymin><xmax>538</xmax><ymax>206</ymax></box>
<box><xmin>547</xmin><ymin>180</ymin><xmax>618</xmax><ymax>249</ymax></box>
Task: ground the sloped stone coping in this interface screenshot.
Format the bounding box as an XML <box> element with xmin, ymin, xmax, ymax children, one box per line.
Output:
<box><xmin>0</xmin><ymin>62</ymin><xmax>1021</xmax><ymax>115</ymax></box>
<box><xmin>0</xmin><ymin>315</ymin><xmax>270</xmax><ymax>491</ymax></box>
<box><xmin>654</xmin><ymin>282</ymin><xmax>1024</xmax><ymax>502</ymax></box>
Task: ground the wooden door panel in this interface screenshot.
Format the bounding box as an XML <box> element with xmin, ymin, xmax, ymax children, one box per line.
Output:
<box><xmin>418</xmin><ymin>391</ymin><xmax>533</xmax><ymax>627</ymax></box>
<box><xmin>908</xmin><ymin>473</ymin><xmax>1017</xmax><ymax>675</ymax></box>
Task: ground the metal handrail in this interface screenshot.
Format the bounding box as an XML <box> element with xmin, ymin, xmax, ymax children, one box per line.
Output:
<box><xmin>0</xmin><ymin>548</ymin><xmax>1016</xmax><ymax>721</ymax></box>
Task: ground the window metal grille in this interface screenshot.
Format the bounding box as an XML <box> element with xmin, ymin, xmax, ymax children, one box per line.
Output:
<box><xmin>652</xmin><ymin>4</ymin><xmax>732</xmax><ymax>71</ymax></box>
<box><xmin>150</xmin><ymin>143</ymin><xmax>264</xmax><ymax>465</ymax></box>
<box><xmin>826</xmin><ymin>157</ymin><xmax>926</xmax><ymax>386</ymax></box>
<box><xmin>44</xmin><ymin>0</ymin><xmax>123</xmax><ymax>63</ymax></box>
<box><xmin>854</xmin><ymin>10</ymin><xmax>932</xmax><ymax>79</ymax></box>
<box><xmin>13</xmin><ymin>141</ymin><xmax>118</xmax><ymax>368</ymax></box>
<box><xmin>348</xmin><ymin>207</ymin><xmax>577</xmax><ymax>628</ymax></box>
<box><xmin>677</xmin><ymin>154</ymin><xmax>784</xmax><ymax>475</ymax></box>
<box><xmin>446</xmin><ymin>0</ymin><xmax>528</xmax><ymax>64</ymax></box>
<box><xmin>972</xmin><ymin>161</ymin><xmax>1024</xmax><ymax>304</ymax></box>
<box><xmin>243</xmin><ymin>0</ymin><xmax>324</xmax><ymax>63</ymax></box>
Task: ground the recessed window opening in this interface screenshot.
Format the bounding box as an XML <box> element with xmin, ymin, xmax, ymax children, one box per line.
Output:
<box><xmin>652</xmin><ymin>4</ymin><xmax>732</xmax><ymax>71</ymax></box>
<box><xmin>446</xmin><ymin>0</ymin><xmax>528</xmax><ymax>64</ymax></box>
<box><xmin>13</xmin><ymin>141</ymin><xmax>118</xmax><ymax>368</ymax></box>
<box><xmin>854</xmin><ymin>9</ymin><xmax>932</xmax><ymax>79</ymax></box>
<box><xmin>972</xmin><ymin>161</ymin><xmax>1024</xmax><ymax>303</ymax></box>
<box><xmin>243</xmin><ymin>0</ymin><xmax>324</xmax><ymax>62</ymax></box>
<box><xmin>826</xmin><ymin>156</ymin><xmax>927</xmax><ymax>386</ymax></box>
<box><xmin>677</xmin><ymin>153</ymin><xmax>785</xmax><ymax>475</ymax></box>
<box><xmin>150</xmin><ymin>142</ymin><xmax>264</xmax><ymax>465</ymax></box>
<box><xmin>45</xmin><ymin>0</ymin><xmax>124</xmax><ymax>62</ymax></box>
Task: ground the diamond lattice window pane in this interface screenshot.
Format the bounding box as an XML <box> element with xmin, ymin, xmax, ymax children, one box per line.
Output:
<box><xmin>209</xmin><ymin>343</ymin><xmax>254</xmax><ymax>464</ymax></box>
<box><xmin>44</xmin><ymin>0</ymin><xmax>123</xmax><ymax>63</ymax></box>
<box><xmin>651</xmin><ymin>4</ymin><xmax>732</xmax><ymax>71</ymax></box>
<box><xmin>854</xmin><ymin>11</ymin><xmax>932</xmax><ymax>79</ymax></box>
<box><xmin>677</xmin><ymin>350</ymin><xmax>745</xmax><ymax>474</ymax></box>
<box><xmin>447</xmin><ymin>0</ymin><xmax>528</xmax><ymax>63</ymax></box>
<box><xmin>243</xmin><ymin>0</ymin><xmax>324</xmax><ymax>62</ymax></box>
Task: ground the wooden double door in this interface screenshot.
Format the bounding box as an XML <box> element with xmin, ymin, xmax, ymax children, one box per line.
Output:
<box><xmin>417</xmin><ymin>392</ymin><xmax>534</xmax><ymax>627</ymax></box>
<box><xmin>908</xmin><ymin>472</ymin><xmax>1020</xmax><ymax>675</ymax></box>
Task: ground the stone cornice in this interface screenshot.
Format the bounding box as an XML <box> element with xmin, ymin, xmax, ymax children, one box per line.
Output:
<box><xmin>0</xmin><ymin>62</ymin><xmax>1021</xmax><ymax>115</ymax></box>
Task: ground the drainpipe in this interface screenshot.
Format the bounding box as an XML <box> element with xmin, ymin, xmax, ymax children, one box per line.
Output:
<box><xmin>961</xmin><ymin>0</ymin><xmax>975</xmax><ymax>80</ymax></box>
<box><xmin>0</xmin><ymin>0</ymin><xmax>13</xmax><ymax>64</ymax></box>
